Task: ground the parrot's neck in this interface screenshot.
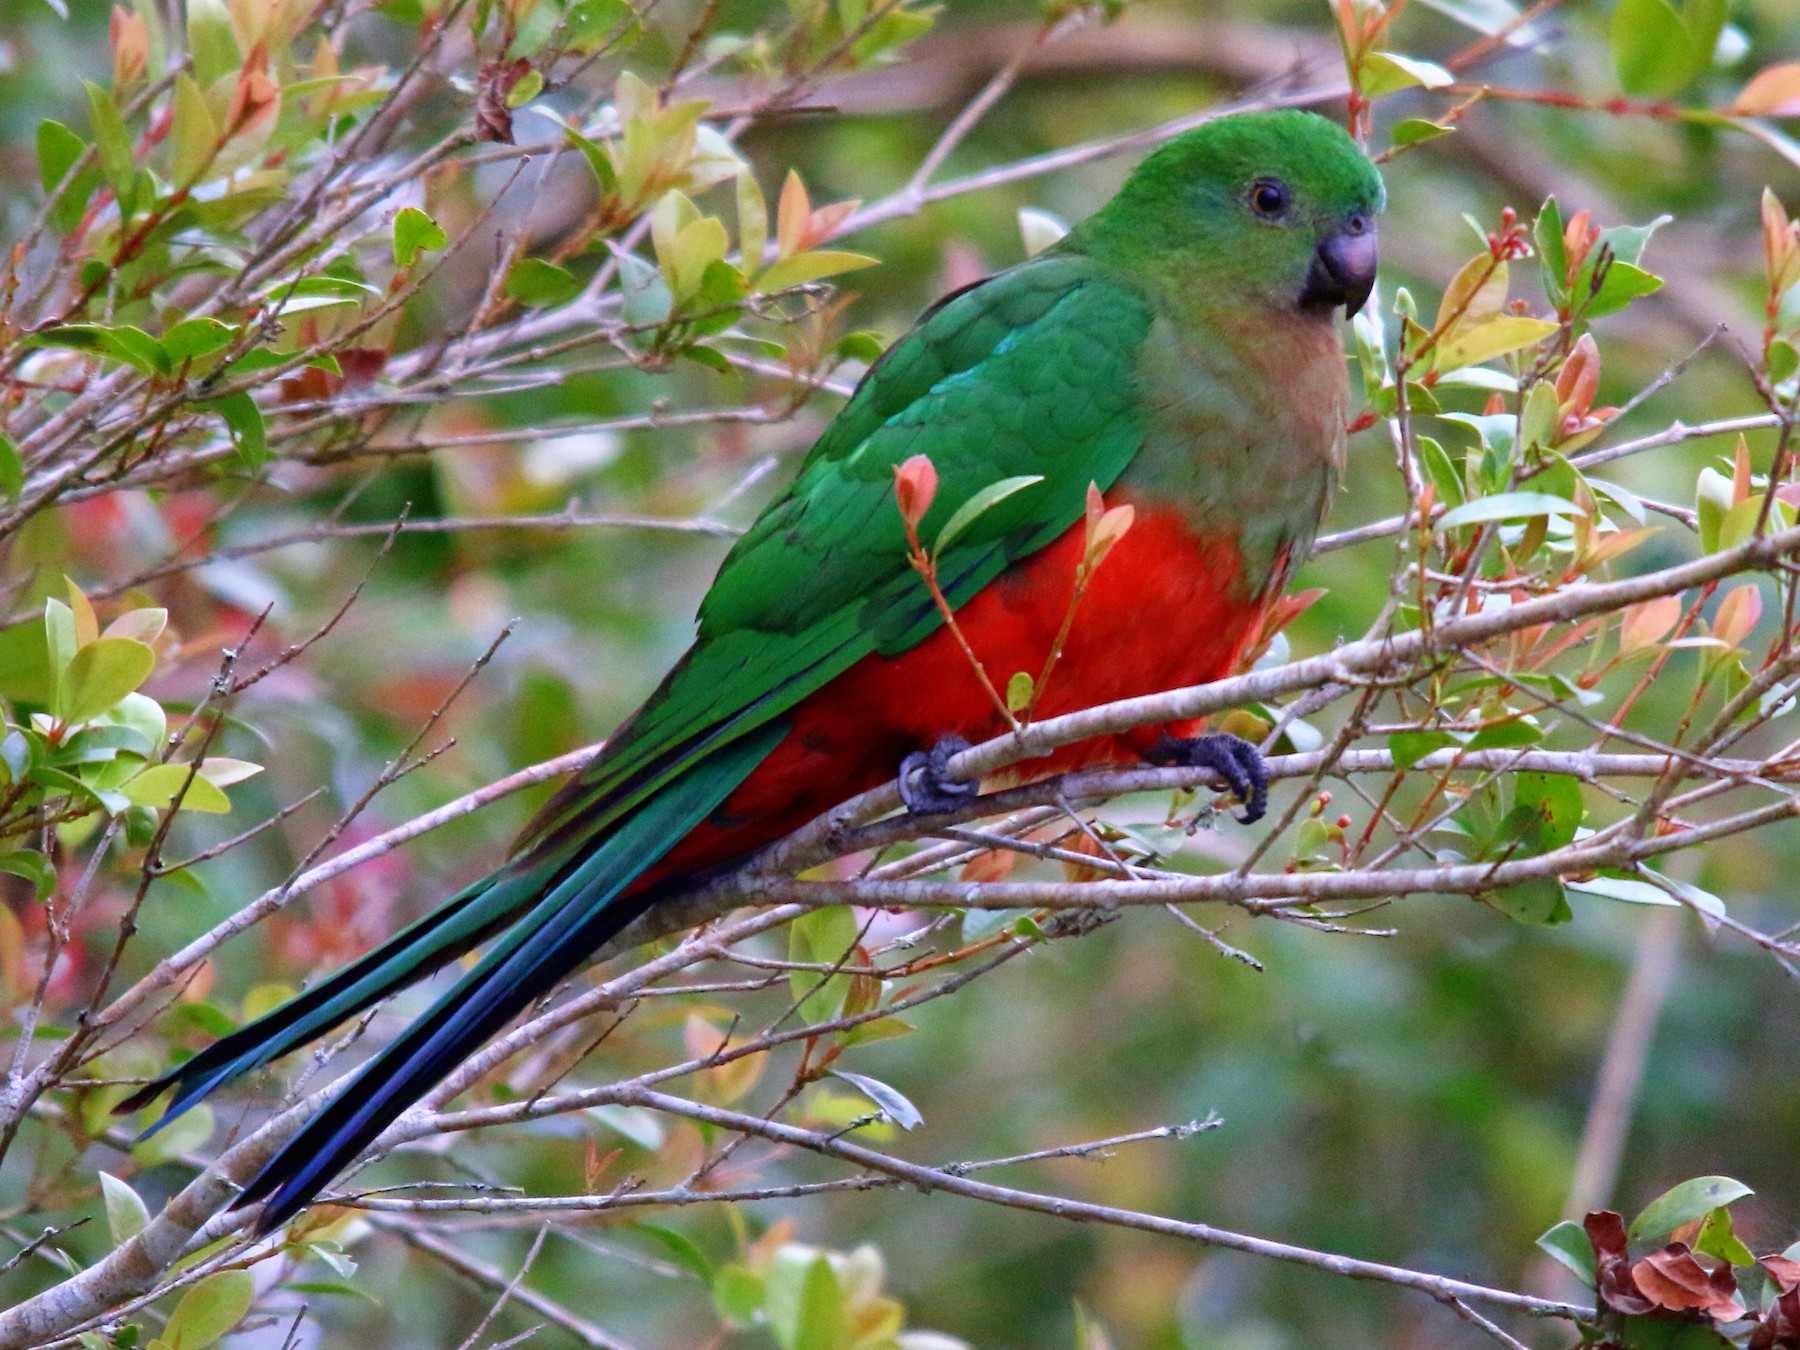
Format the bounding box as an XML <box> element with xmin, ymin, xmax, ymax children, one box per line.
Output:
<box><xmin>1121</xmin><ymin>295</ymin><xmax>1348</xmax><ymax>600</ymax></box>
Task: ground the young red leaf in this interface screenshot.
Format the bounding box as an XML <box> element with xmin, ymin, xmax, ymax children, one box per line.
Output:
<box><xmin>1733</xmin><ymin>63</ymin><xmax>1800</xmax><ymax>118</ymax></box>
<box><xmin>1556</xmin><ymin>333</ymin><xmax>1601</xmax><ymax>421</ymax></box>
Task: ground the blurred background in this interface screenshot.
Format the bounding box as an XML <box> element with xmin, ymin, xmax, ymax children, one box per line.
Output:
<box><xmin>5</xmin><ymin>0</ymin><xmax>1800</xmax><ymax>1345</ymax></box>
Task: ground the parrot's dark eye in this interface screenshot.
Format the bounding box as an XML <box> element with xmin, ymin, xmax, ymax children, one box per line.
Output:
<box><xmin>1249</xmin><ymin>178</ymin><xmax>1291</xmax><ymax>219</ymax></box>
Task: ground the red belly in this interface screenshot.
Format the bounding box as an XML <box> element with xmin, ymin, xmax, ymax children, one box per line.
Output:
<box><xmin>637</xmin><ymin>500</ymin><xmax>1267</xmax><ymax>887</ymax></box>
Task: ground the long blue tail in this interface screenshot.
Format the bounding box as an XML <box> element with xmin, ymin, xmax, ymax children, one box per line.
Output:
<box><xmin>124</xmin><ymin>724</ymin><xmax>784</xmax><ymax>1235</ymax></box>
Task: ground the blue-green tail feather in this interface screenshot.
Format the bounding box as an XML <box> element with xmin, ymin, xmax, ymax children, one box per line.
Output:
<box><xmin>192</xmin><ymin>723</ymin><xmax>786</xmax><ymax>1234</ymax></box>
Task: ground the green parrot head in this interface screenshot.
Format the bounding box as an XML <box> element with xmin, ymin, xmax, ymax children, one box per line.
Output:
<box><xmin>1073</xmin><ymin>108</ymin><xmax>1386</xmax><ymax>317</ymax></box>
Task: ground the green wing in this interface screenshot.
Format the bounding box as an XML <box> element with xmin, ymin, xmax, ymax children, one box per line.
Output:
<box><xmin>515</xmin><ymin>251</ymin><xmax>1156</xmax><ymax>862</ymax></box>
<box><xmin>122</xmin><ymin>250</ymin><xmax>1159</xmax><ymax>1208</ymax></box>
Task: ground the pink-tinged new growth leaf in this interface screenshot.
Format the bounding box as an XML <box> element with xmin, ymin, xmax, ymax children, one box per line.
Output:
<box><xmin>110</xmin><ymin>5</ymin><xmax>148</xmax><ymax>94</ymax></box>
<box><xmin>1763</xmin><ymin>189</ymin><xmax>1800</xmax><ymax>300</ymax></box>
<box><xmin>776</xmin><ymin>170</ymin><xmax>810</xmax><ymax>260</ymax></box>
<box><xmin>893</xmin><ymin>455</ymin><xmax>937</xmax><ymax>532</ymax></box>
<box><xmin>1085</xmin><ymin>503</ymin><xmax>1135</xmax><ymax>571</ymax></box>
<box><xmin>773</xmin><ymin>169</ymin><xmax>860</xmax><ymax>260</ymax></box>
<box><xmin>1620</xmin><ymin>594</ymin><xmax>1683</xmax><ymax>654</ymax></box>
<box><xmin>1733</xmin><ymin>62</ymin><xmax>1800</xmax><ymax>117</ymax></box>
<box><xmin>1556</xmin><ymin>333</ymin><xmax>1601</xmax><ymax>421</ymax></box>
<box><xmin>1563</xmin><ymin>209</ymin><xmax>1598</xmax><ymax>284</ymax></box>
<box><xmin>1714</xmin><ymin>583</ymin><xmax>1763</xmax><ymax>649</ymax></box>
<box><xmin>225</xmin><ymin>43</ymin><xmax>279</xmax><ymax>142</ymax></box>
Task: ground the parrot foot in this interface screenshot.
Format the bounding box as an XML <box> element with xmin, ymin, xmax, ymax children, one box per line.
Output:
<box><xmin>898</xmin><ymin>734</ymin><xmax>980</xmax><ymax>815</ymax></box>
<box><xmin>1146</xmin><ymin>732</ymin><xmax>1269</xmax><ymax>824</ymax></box>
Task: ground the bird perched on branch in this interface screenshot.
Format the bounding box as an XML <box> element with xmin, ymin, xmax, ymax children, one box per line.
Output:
<box><xmin>121</xmin><ymin>107</ymin><xmax>1384</xmax><ymax>1232</ymax></box>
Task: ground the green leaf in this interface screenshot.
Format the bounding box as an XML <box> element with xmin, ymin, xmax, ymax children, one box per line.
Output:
<box><xmin>1535</xmin><ymin>196</ymin><xmax>1568</xmax><ymax>303</ymax></box>
<box><xmin>1417</xmin><ymin>436</ymin><xmax>1465</xmax><ymax>510</ymax></box>
<box><xmin>84</xmin><ymin>82</ymin><xmax>134</xmax><ymax>194</ymax></box>
<box><xmin>1435</xmin><ymin>492</ymin><xmax>1583</xmax><ymax>532</ymax></box>
<box><xmin>1519</xmin><ymin>379</ymin><xmax>1560</xmax><ymax>452</ymax></box>
<box><xmin>931</xmin><ymin>475</ymin><xmax>1044</xmax><ymax>558</ymax></box>
<box><xmin>657</xmin><ymin>214</ymin><xmax>731</xmax><ymax>303</ymax></box>
<box><xmin>1434</xmin><ymin>315</ymin><xmax>1559</xmax><ymax>372</ymax></box>
<box><xmin>1585</xmin><ymin>261</ymin><xmax>1664</xmax><ymax>318</ymax></box>
<box><xmin>565</xmin><ymin>0</ymin><xmax>634</xmax><ymax>50</ymax></box>
<box><xmin>1388</xmin><ymin>729</ymin><xmax>1460</xmax><ymax>768</ymax></box>
<box><xmin>714</xmin><ymin>1263</ymin><xmax>764</xmax><ymax>1328</ymax></box>
<box><xmin>37</xmin><ymin>118</ymin><xmax>84</xmax><ymax>197</ymax></box>
<box><xmin>393</xmin><ymin>206</ymin><xmax>448</xmax><ymax>267</ymax></box>
<box><xmin>507</xmin><ymin>68</ymin><xmax>544</xmax><ymax>108</ymax></box>
<box><xmin>1006</xmin><ymin>671</ymin><xmax>1034</xmax><ymax>716</ymax></box>
<box><xmin>757</xmin><ymin>250</ymin><xmax>878</xmax><ymax>293</ymax></box>
<box><xmin>1391</xmin><ymin>118</ymin><xmax>1453</xmax><ymax>148</ymax></box>
<box><xmin>1682</xmin><ymin>0</ymin><xmax>1727</xmax><ymax>70</ymax></box>
<box><xmin>835</xmin><ymin>330</ymin><xmax>886</xmax><ymax>364</ymax></box>
<box><xmin>198</xmin><ymin>757</ymin><xmax>260</xmax><ymax>788</ymax></box>
<box><xmin>162</xmin><ymin>1269</ymin><xmax>253</xmax><ymax>1349</ymax></box>
<box><xmin>0</xmin><ymin>851</ymin><xmax>58</xmax><ymax>900</ymax></box>
<box><xmin>1361</xmin><ymin>51</ymin><xmax>1455</xmax><ymax>97</ymax></box>
<box><xmin>838</xmin><ymin>1014</ymin><xmax>916</xmax><ymax>1048</ymax></box>
<box><xmin>45</xmin><ymin>597</ymin><xmax>78</xmax><ymax>701</ymax></box>
<box><xmin>634</xmin><ymin>1222</ymin><xmax>713</xmax><ymax>1279</ymax></box>
<box><xmin>184</xmin><ymin>0</ymin><xmax>239</xmax><ymax>86</ymax></box>
<box><xmin>736</xmin><ymin>169</ymin><xmax>768</xmax><ymax>270</ymax></box>
<box><xmin>1612</xmin><ymin>0</ymin><xmax>1700</xmax><ymax>97</ymax></box>
<box><xmin>1596</xmin><ymin>217</ymin><xmax>1671</xmax><ymax>270</ymax></box>
<box><xmin>1514</xmin><ymin>771</ymin><xmax>1583</xmax><ymax>852</ymax></box>
<box><xmin>792</xmin><ymin>1253</ymin><xmax>845</xmax><ymax>1350</ymax></box>
<box><xmin>788</xmin><ymin>906</ymin><xmax>857</xmax><ymax>1024</ymax></box>
<box><xmin>1716</xmin><ymin>494</ymin><xmax>1793</xmax><ymax>553</ymax></box>
<box><xmin>504</xmin><ymin>257</ymin><xmax>581</xmax><ymax>308</ymax></box>
<box><xmin>132</xmin><ymin>1103</ymin><xmax>212</xmax><ymax>1166</ymax></box>
<box><xmin>29</xmin><ymin>324</ymin><xmax>170</xmax><ymax>377</ymax></box>
<box><xmin>1466</xmin><ymin>717</ymin><xmax>1543</xmax><ymax>750</ymax></box>
<box><xmin>962</xmin><ymin>907</ymin><xmax>1033</xmax><ymax>941</ymax></box>
<box><xmin>830</xmin><ymin>1069</ymin><xmax>923</xmax><ymax>1129</ymax></box>
<box><xmin>1695</xmin><ymin>1204</ymin><xmax>1756</xmax><ymax>1266</ymax></box>
<box><xmin>122</xmin><ymin>763</ymin><xmax>233</xmax><ymax>814</ymax></box>
<box><xmin>202</xmin><ymin>392</ymin><xmax>269</xmax><ymax>470</ymax></box>
<box><xmin>168</xmin><ymin>75</ymin><xmax>217</xmax><ymax>187</ymax></box>
<box><xmin>1535</xmin><ymin>1219</ymin><xmax>1598</xmax><ymax>1287</ymax></box>
<box><xmin>617</xmin><ymin>251</ymin><xmax>672</xmax><ymax>327</ymax></box>
<box><xmin>1629</xmin><ymin>1176</ymin><xmax>1754</xmax><ymax>1244</ymax></box>
<box><xmin>162</xmin><ymin>318</ymin><xmax>233</xmax><ymax>366</ymax></box>
<box><xmin>99</xmin><ymin>1172</ymin><xmax>150</xmax><ymax>1246</ymax></box>
<box><xmin>0</xmin><ymin>434</ymin><xmax>23</xmax><ymax>500</ymax></box>
<box><xmin>1771</xmin><ymin>339</ymin><xmax>1800</xmax><ymax>385</ymax></box>
<box><xmin>58</xmin><ymin>638</ymin><xmax>155</xmax><ymax>725</ymax></box>
<box><xmin>1486</xmin><ymin>876</ymin><xmax>1572</xmax><ymax>924</ymax></box>
<box><xmin>38</xmin><ymin>119</ymin><xmax>98</xmax><ymax>234</ymax></box>
<box><xmin>280</xmin><ymin>1281</ymin><xmax>376</xmax><ymax>1302</ymax></box>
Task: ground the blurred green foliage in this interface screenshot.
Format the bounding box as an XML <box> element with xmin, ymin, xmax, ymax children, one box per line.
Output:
<box><xmin>3</xmin><ymin>0</ymin><xmax>1800</xmax><ymax>1346</ymax></box>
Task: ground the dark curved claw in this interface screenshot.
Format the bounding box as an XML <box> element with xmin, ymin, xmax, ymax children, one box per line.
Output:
<box><xmin>898</xmin><ymin>734</ymin><xmax>980</xmax><ymax>815</ymax></box>
<box><xmin>1146</xmin><ymin>732</ymin><xmax>1269</xmax><ymax>824</ymax></box>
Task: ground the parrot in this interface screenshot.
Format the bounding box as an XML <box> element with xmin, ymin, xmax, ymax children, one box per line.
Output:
<box><xmin>120</xmin><ymin>107</ymin><xmax>1384</xmax><ymax>1234</ymax></box>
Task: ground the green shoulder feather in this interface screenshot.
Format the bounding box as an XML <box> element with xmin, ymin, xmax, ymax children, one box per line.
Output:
<box><xmin>515</xmin><ymin>251</ymin><xmax>1156</xmax><ymax>863</ymax></box>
